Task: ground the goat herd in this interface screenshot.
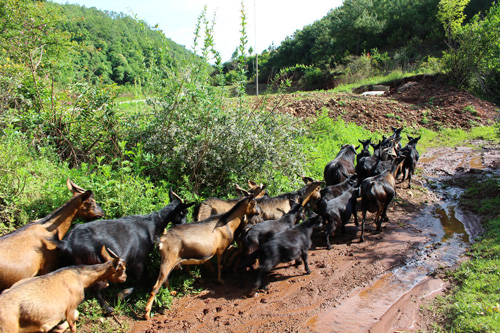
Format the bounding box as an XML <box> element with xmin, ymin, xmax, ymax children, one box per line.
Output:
<box><xmin>0</xmin><ymin>126</ymin><xmax>421</xmax><ymax>332</ymax></box>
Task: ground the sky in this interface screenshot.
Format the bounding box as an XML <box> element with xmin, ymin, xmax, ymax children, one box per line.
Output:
<box><xmin>52</xmin><ymin>0</ymin><xmax>344</xmax><ymax>62</ymax></box>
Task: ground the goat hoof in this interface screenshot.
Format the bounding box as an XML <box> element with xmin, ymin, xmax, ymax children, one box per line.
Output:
<box><xmin>118</xmin><ymin>287</ymin><xmax>134</xmax><ymax>300</ymax></box>
<box><xmin>305</xmin><ymin>270</ymin><xmax>311</xmax><ymax>275</ymax></box>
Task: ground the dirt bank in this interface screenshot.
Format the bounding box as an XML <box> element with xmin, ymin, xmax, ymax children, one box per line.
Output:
<box><xmin>276</xmin><ymin>75</ymin><xmax>499</xmax><ymax>132</ymax></box>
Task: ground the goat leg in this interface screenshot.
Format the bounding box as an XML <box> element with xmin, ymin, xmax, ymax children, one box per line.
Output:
<box><xmin>92</xmin><ymin>284</ymin><xmax>114</xmax><ymax>314</ymax></box>
<box><xmin>302</xmin><ymin>252</ymin><xmax>310</xmax><ymax>274</ymax></box>
<box><xmin>66</xmin><ymin>308</ymin><xmax>78</xmax><ymax>333</ymax></box>
<box><xmin>375</xmin><ymin>208</ymin><xmax>384</xmax><ymax>231</ymax></box>
<box><xmin>144</xmin><ymin>260</ymin><xmax>177</xmax><ymax>320</ymax></box>
<box><xmin>118</xmin><ymin>287</ymin><xmax>134</xmax><ymax>300</ymax></box>
<box><xmin>360</xmin><ymin>210</ymin><xmax>367</xmax><ymax>242</ymax></box>
<box><xmin>217</xmin><ymin>253</ymin><xmax>225</xmax><ymax>284</ymax></box>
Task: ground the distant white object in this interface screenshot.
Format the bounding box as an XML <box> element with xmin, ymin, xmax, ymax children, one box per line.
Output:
<box><xmin>372</xmin><ymin>85</ymin><xmax>390</xmax><ymax>92</ymax></box>
<box><xmin>362</xmin><ymin>91</ymin><xmax>386</xmax><ymax>96</ymax></box>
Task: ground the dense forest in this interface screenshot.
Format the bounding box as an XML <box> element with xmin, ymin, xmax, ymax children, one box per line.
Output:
<box><xmin>54</xmin><ymin>3</ymin><xmax>198</xmax><ymax>85</ymax></box>
<box><xmin>238</xmin><ymin>0</ymin><xmax>496</xmax><ymax>92</ymax></box>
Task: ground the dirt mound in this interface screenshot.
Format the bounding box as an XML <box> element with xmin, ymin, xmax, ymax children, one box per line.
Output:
<box><xmin>277</xmin><ymin>75</ymin><xmax>499</xmax><ymax>132</ymax></box>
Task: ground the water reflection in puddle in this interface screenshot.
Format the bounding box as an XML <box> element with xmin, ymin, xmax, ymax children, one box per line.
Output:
<box><xmin>435</xmin><ymin>205</ymin><xmax>469</xmax><ymax>243</ymax></box>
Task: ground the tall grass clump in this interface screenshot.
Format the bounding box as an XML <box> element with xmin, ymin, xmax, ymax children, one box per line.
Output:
<box><xmin>0</xmin><ymin>125</ymin><xmax>186</xmax><ymax>234</ymax></box>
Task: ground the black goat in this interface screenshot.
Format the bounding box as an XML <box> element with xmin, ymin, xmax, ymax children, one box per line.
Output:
<box><xmin>324</xmin><ymin>144</ymin><xmax>357</xmax><ymax>186</ymax></box>
<box><xmin>356</xmin><ymin>139</ymin><xmax>372</xmax><ymax>165</ymax></box>
<box><xmin>398</xmin><ymin>135</ymin><xmax>421</xmax><ymax>188</ymax></box>
<box><xmin>356</xmin><ymin>138</ymin><xmax>398</xmax><ymax>185</ymax></box>
<box><xmin>58</xmin><ymin>190</ymin><xmax>194</xmax><ymax>313</ymax></box>
<box><xmin>317</xmin><ymin>174</ymin><xmax>357</xmax><ymax>217</ymax></box>
<box><xmin>317</xmin><ymin>186</ymin><xmax>359</xmax><ymax>249</ymax></box>
<box><xmin>359</xmin><ymin>154</ymin><xmax>405</xmax><ymax>242</ymax></box>
<box><xmin>241</xmin><ymin>199</ymin><xmax>305</xmax><ymax>269</ymax></box>
<box><xmin>253</xmin><ymin>213</ymin><xmax>323</xmax><ymax>291</ymax></box>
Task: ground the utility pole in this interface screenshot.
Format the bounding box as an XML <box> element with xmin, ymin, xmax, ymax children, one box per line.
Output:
<box><xmin>254</xmin><ymin>0</ymin><xmax>259</xmax><ymax>96</ymax></box>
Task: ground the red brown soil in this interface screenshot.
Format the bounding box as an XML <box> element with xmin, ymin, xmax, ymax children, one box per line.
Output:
<box><xmin>277</xmin><ymin>75</ymin><xmax>499</xmax><ymax>132</ymax></box>
<box><xmin>129</xmin><ymin>77</ymin><xmax>499</xmax><ymax>333</ymax></box>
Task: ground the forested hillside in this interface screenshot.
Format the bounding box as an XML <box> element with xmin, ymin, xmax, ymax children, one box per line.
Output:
<box><xmin>242</xmin><ymin>0</ymin><xmax>495</xmax><ymax>91</ymax></box>
<box><xmin>49</xmin><ymin>2</ymin><xmax>198</xmax><ymax>86</ymax></box>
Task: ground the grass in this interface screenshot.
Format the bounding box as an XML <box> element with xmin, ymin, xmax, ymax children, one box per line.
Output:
<box><xmin>415</xmin><ymin>126</ymin><xmax>499</xmax><ymax>153</ymax></box>
<box><xmin>332</xmin><ymin>69</ymin><xmax>427</xmax><ymax>93</ymax></box>
<box><xmin>427</xmin><ymin>175</ymin><xmax>500</xmax><ymax>332</ymax></box>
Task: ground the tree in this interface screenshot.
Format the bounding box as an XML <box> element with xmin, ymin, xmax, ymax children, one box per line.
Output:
<box><xmin>441</xmin><ymin>1</ymin><xmax>500</xmax><ymax>104</ymax></box>
<box><xmin>437</xmin><ymin>0</ymin><xmax>471</xmax><ymax>45</ymax></box>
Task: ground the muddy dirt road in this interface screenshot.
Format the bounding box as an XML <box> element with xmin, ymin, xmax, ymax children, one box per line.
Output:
<box><xmin>131</xmin><ymin>142</ymin><xmax>499</xmax><ymax>333</ymax></box>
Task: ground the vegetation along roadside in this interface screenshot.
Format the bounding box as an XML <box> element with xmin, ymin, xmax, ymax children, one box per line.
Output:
<box><xmin>1</xmin><ymin>0</ymin><xmax>500</xmax><ymax>332</ymax></box>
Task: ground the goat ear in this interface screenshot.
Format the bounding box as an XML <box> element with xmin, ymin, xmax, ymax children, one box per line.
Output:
<box><xmin>300</xmin><ymin>175</ymin><xmax>314</xmax><ymax>184</ymax></box>
<box><xmin>183</xmin><ymin>202</ymin><xmax>196</xmax><ymax>209</ymax></box>
<box><xmin>251</xmin><ymin>184</ymin><xmax>265</xmax><ymax>198</ymax></box>
<box><xmin>248</xmin><ymin>180</ymin><xmax>257</xmax><ymax>187</ymax></box>
<box><xmin>101</xmin><ymin>246</ymin><xmax>120</xmax><ymax>262</ymax></box>
<box><xmin>67</xmin><ymin>178</ymin><xmax>86</xmax><ymax>194</ymax></box>
<box><xmin>355</xmin><ymin>145</ymin><xmax>360</xmax><ymax>151</ymax></box>
<box><xmin>101</xmin><ymin>246</ymin><xmax>113</xmax><ymax>261</ymax></box>
<box><xmin>81</xmin><ymin>190</ymin><xmax>93</xmax><ymax>201</ymax></box>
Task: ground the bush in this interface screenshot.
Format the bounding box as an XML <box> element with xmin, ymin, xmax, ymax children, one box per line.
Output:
<box><xmin>127</xmin><ymin>10</ymin><xmax>307</xmax><ymax>197</ymax></box>
<box><xmin>441</xmin><ymin>2</ymin><xmax>500</xmax><ymax>105</ymax></box>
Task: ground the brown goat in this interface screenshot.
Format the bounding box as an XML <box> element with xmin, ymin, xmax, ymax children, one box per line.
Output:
<box><xmin>196</xmin><ymin>181</ymin><xmax>265</xmax><ymax>221</ymax></box>
<box><xmin>0</xmin><ymin>179</ymin><xmax>104</xmax><ymax>291</ymax></box>
<box><xmin>0</xmin><ymin>246</ymin><xmax>126</xmax><ymax>333</ymax></box>
<box><xmin>250</xmin><ymin>180</ymin><xmax>324</xmax><ymax>225</ymax></box>
<box><xmin>143</xmin><ymin>188</ymin><xmax>263</xmax><ymax>319</ymax></box>
<box><xmin>359</xmin><ymin>154</ymin><xmax>405</xmax><ymax>242</ymax></box>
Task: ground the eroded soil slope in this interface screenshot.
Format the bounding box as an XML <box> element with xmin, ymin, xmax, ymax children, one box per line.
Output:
<box><xmin>277</xmin><ymin>75</ymin><xmax>499</xmax><ymax>132</ymax></box>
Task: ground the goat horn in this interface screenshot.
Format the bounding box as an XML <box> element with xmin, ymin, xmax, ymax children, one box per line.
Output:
<box><xmin>107</xmin><ymin>247</ymin><xmax>119</xmax><ymax>259</ymax></box>
<box><xmin>170</xmin><ymin>189</ymin><xmax>183</xmax><ymax>203</ymax></box>
<box><xmin>67</xmin><ymin>178</ymin><xmax>86</xmax><ymax>193</ymax></box>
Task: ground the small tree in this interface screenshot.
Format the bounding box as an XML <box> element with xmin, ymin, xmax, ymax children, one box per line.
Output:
<box><xmin>440</xmin><ymin>1</ymin><xmax>500</xmax><ymax>104</ymax></box>
<box><xmin>437</xmin><ymin>0</ymin><xmax>471</xmax><ymax>46</ymax></box>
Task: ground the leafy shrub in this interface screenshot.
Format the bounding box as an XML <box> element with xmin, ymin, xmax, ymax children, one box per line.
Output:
<box><xmin>128</xmin><ymin>10</ymin><xmax>306</xmax><ymax>196</ymax></box>
<box><xmin>441</xmin><ymin>2</ymin><xmax>500</xmax><ymax>105</ymax></box>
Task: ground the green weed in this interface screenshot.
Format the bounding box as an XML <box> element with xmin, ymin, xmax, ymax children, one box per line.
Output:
<box><xmin>433</xmin><ymin>175</ymin><xmax>500</xmax><ymax>332</ymax></box>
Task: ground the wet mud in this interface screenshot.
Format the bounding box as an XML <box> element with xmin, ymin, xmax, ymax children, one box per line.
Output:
<box><xmin>132</xmin><ymin>142</ymin><xmax>499</xmax><ymax>333</ymax></box>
